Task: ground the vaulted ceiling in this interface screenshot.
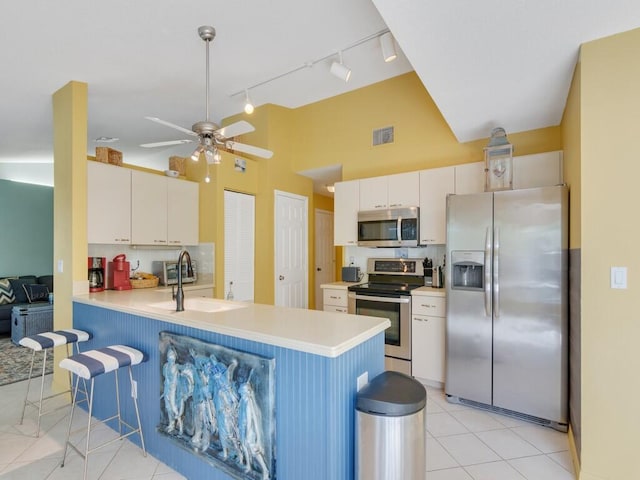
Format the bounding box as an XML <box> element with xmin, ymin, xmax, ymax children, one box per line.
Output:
<box><xmin>1</xmin><ymin>0</ymin><xmax>639</xmax><ymax>187</ymax></box>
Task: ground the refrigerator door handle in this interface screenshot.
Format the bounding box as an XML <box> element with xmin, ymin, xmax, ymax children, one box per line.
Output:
<box><xmin>494</xmin><ymin>226</ymin><xmax>500</xmax><ymax>318</ymax></box>
<box><xmin>484</xmin><ymin>226</ymin><xmax>491</xmax><ymax>317</ymax></box>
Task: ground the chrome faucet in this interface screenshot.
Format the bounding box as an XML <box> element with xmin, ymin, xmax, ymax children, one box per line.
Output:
<box><xmin>174</xmin><ymin>249</ymin><xmax>193</xmax><ymax>312</ymax></box>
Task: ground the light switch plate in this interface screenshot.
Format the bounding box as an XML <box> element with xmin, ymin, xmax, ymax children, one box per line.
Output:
<box><xmin>357</xmin><ymin>372</ymin><xmax>368</xmax><ymax>391</ymax></box>
<box><xmin>611</xmin><ymin>266</ymin><xmax>627</xmax><ymax>289</ymax></box>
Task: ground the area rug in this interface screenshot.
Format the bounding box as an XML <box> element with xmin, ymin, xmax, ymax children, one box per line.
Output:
<box><xmin>0</xmin><ymin>336</ymin><xmax>53</xmax><ymax>386</ymax></box>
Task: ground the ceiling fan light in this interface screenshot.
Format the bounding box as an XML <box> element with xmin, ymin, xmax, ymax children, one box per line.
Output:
<box><xmin>380</xmin><ymin>32</ymin><xmax>397</xmax><ymax>63</ymax></box>
<box><xmin>330</xmin><ymin>51</ymin><xmax>351</xmax><ymax>82</ymax></box>
<box><xmin>213</xmin><ymin>147</ymin><xmax>222</xmax><ymax>164</ymax></box>
<box><xmin>244</xmin><ymin>89</ymin><xmax>255</xmax><ymax>115</ymax></box>
<box><xmin>204</xmin><ymin>147</ymin><xmax>215</xmax><ymax>164</ymax></box>
<box><xmin>191</xmin><ymin>145</ymin><xmax>203</xmax><ymax>161</ymax></box>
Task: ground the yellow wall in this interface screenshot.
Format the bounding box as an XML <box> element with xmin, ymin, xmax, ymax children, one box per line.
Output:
<box><xmin>579</xmin><ymin>27</ymin><xmax>640</xmax><ymax>480</ymax></box>
<box><xmin>52</xmin><ymin>80</ymin><xmax>88</xmax><ymax>390</ymax></box>
<box><xmin>562</xmin><ymin>61</ymin><xmax>582</xmax><ymax>249</ymax></box>
<box><xmin>291</xmin><ymin>72</ymin><xmax>562</xmax><ymax>180</ymax></box>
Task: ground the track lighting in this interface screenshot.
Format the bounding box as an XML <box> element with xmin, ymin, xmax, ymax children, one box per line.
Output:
<box><xmin>380</xmin><ymin>32</ymin><xmax>397</xmax><ymax>63</ymax></box>
<box><xmin>330</xmin><ymin>51</ymin><xmax>351</xmax><ymax>82</ymax></box>
<box><xmin>243</xmin><ymin>89</ymin><xmax>254</xmax><ymax>115</ymax></box>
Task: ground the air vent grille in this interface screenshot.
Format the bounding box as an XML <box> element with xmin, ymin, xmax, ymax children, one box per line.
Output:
<box><xmin>373</xmin><ymin>126</ymin><xmax>394</xmax><ymax>146</ymax></box>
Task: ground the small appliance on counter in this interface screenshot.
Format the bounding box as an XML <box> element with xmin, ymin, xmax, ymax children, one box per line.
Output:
<box><xmin>341</xmin><ymin>266</ymin><xmax>361</xmax><ymax>282</ymax></box>
<box><xmin>88</xmin><ymin>257</ymin><xmax>105</xmax><ymax>292</ymax></box>
<box><xmin>422</xmin><ymin>258</ymin><xmax>433</xmax><ymax>286</ymax></box>
<box><xmin>107</xmin><ymin>254</ymin><xmax>132</xmax><ymax>291</ymax></box>
<box><xmin>152</xmin><ymin>260</ymin><xmax>197</xmax><ymax>286</ymax></box>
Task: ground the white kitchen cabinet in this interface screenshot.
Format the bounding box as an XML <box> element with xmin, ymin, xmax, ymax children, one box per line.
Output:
<box><xmin>131</xmin><ymin>170</ymin><xmax>168</xmax><ymax>245</ymax></box>
<box><xmin>334</xmin><ymin>180</ymin><xmax>359</xmax><ymax>246</ymax></box>
<box><xmin>455</xmin><ymin>162</ymin><xmax>485</xmax><ymax>195</ymax></box>
<box><xmin>167</xmin><ymin>178</ymin><xmax>199</xmax><ymax>245</ymax></box>
<box><xmin>131</xmin><ymin>170</ymin><xmax>199</xmax><ymax>246</ymax></box>
<box><xmin>87</xmin><ymin>161</ymin><xmax>132</xmax><ymax>244</ymax></box>
<box><xmin>513</xmin><ymin>151</ymin><xmax>563</xmax><ymax>189</ymax></box>
<box><xmin>322</xmin><ymin>288</ymin><xmax>348</xmax><ymax>313</ymax></box>
<box><xmin>358</xmin><ymin>176</ymin><xmax>388</xmax><ymax>210</ymax></box>
<box><xmin>419</xmin><ymin>166</ymin><xmax>454</xmax><ymax>245</ymax></box>
<box><xmin>412</xmin><ymin>293</ymin><xmax>446</xmax><ymax>385</ymax></box>
<box><xmin>359</xmin><ymin>172</ymin><xmax>419</xmax><ymax>210</ymax></box>
<box><xmin>388</xmin><ymin>172</ymin><xmax>420</xmax><ymax>207</ymax></box>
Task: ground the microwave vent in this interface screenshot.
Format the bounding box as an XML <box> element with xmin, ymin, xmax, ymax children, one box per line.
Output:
<box><xmin>373</xmin><ymin>126</ymin><xmax>394</xmax><ymax>146</ymax></box>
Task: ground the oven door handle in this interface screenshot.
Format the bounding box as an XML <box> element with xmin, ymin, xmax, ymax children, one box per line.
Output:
<box><xmin>348</xmin><ymin>292</ymin><xmax>411</xmax><ymax>304</ymax></box>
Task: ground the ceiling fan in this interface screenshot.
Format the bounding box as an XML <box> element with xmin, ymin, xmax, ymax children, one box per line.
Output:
<box><xmin>140</xmin><ymin>26</ymin><xmax>273</xmax><ymax>164</ymax></box>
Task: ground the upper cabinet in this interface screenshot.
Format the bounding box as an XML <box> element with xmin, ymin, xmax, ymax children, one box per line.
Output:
<box><xmin>419</xmin><ymin>167</ymin><xmax>455</xmax><ymax>245</ymax></box>
<box><xmin>87</xmin><ymin>162</ymin><xmax>199</xmax><ymax>246</ymax></box>
<box><xmin>359</xmin><ymin>172</ymin><xmax>420</xmax><ymax>210</ymax></box>
<box><xmin>131</xmin><ymin>170</ymin><xmax>199</xmax><ymax>246</ymax></box>
<box><xmin>513</xmin><ymin>151</ymin><xmax>563</xmax><ymax>189</ymax></box>
<box><xmin>131</xmin><ymin>171</ymin><xmax>168</xmax><ymax>245</ymax></box>
<box><xmin>334</xmin><ymin>180</ymin><xmax>359</xmax><ymax>246</ymax></box>
<box><xmin>87</xmin><ymin>162</ymin><xmax>132</xmax><ymax>244</ymax></box>
<box><xmin>167</xmin><ymin>177</ymin><xmax>199</xmax><ymax>245</ymax></box>
<box><xmin>454</xmin><ymin>162</ymin><xmax>485</xmax><ymax>195</ymax></box>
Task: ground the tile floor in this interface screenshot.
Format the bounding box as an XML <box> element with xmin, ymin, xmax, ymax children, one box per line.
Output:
<box><xmin>0</xmin><ymin>376</ymin><xmax>575</xmax><ymax>479</ymax></box>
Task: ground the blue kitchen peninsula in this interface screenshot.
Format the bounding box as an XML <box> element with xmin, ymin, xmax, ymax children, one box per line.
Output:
<box><xmin>72</xmin><ymin>290</ymin><xmax>388</xmax><ymax>480</ymax></box>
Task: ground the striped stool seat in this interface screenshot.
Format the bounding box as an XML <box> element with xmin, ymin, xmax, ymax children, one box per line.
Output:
<box><xmin>19</xmin><ymin>329</ymin><xmax>92</xmax><ymax>351</ymax></box>
<box><xmin>59</xmin><ymin>345</ymin><xmax>146</xmax><ymax>379</ymax></box>
<box><xmin>18</xmin><ymin>328</ymin><xmax>91</xmax><ymax>437</ymax></box>
<box><xmin>60</xmin><ymin>344</ymin><xmax>147</xmax><ymax>480</ymax></box>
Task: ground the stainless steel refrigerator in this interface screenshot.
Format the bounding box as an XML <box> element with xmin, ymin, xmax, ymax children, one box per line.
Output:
<box><xmin>445</xmin><ymin>186</ymin><xmax>568</xmax><ymax>430</ymax></box>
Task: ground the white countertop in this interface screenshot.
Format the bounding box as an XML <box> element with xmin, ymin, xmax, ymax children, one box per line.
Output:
<box><xmin>412</xmin><ymin>286</ymin><xmax>446</xmax><ymax>297</ymax></box>
<box><xmin>73</xmin><ymin>289</ymin><xmax>389</xmax><ymax>359</ymax></box>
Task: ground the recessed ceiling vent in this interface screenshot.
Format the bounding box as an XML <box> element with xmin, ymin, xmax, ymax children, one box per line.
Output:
<box><xmin>373</xmin><ymin>126</ymin><xmax>394</xmax><ymax>146</ymax></box>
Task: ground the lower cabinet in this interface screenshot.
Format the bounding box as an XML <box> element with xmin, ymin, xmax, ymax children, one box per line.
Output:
<box><xmin>322</xmin><ymin>288</ymin><xmax>348</xmax><ymax>313</ymax></box>
<box><xmin>412</xmin><ymin>294</ymin><xmax>446</xmax><ymax>385</ymax></box>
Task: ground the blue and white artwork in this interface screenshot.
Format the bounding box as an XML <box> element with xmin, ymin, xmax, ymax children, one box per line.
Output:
<box><xmin>159</xmin><ymin>332</ymin><xmax>276</xmax><ymax>480</ymax></box>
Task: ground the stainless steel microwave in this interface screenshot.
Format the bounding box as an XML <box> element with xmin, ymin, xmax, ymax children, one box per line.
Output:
<box><xmin>357</xmin><ymin>207</ymin><xmax>420</xmax><ymax>247</ymax></box>
<box><xmin>152</xmin><ymin>260</ymin><xmax>197</xmax><ymax>285</ymax></box>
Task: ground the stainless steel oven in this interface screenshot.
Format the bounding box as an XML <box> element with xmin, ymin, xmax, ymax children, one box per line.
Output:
<box><xmin>347</xmin><ymin>258</ymin><xmax>424</xmax><ymax>375</ymax></box>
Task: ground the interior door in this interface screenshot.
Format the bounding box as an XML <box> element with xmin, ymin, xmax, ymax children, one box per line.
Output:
<box><xmin>224</xmin><ymin>190</ymin><xmax>255</xmax><ymax>302</ymax></box>
<box><xmin>274</xmin><ymin>190</ymin><xmax>308</xmax><ymax>308</ymax></box>
<box><xmin>314</xmin><ymin>209</ymin><xmax>334</xmax><ymax>310</ymax></box>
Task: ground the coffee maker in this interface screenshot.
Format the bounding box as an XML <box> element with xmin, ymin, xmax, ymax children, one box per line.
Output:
<box><xmin>88</xmin><ymin>257</ymin><xmax>105</xmax><ymax>292</ymax></box>
<box><xmin>107</xmin><ymin>254</ymin><xmax>132</xmax><ymax>291</ymax></box>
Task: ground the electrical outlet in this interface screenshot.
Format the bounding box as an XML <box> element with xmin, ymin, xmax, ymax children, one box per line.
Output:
<box><xmin>131</xmin><ymin>380</ymin><xmax>137</xmax><ymax>399</ymax></box>
<box><xmin>357</xmin><ymin>372</ymin><xmax>369</xmax><ymax>391</ymax></box>
<box><xmin>57</xmin><ymin>259</ymin><xmax>64</xmax><ymax>273</ymax></box>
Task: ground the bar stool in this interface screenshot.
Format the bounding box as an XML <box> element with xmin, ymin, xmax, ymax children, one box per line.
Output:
<box><xmin>60</xmin><ymin>345</ymin><xmax>147</xmax><ymax>480</ymax></box>
<box><xmin>18</xmin><ymin>329</ymin><xmax>92</xmax><ymax>437</ymax></box>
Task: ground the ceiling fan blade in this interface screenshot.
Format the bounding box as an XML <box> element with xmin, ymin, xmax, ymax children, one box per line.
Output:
<box><xmin>145</xmin><ymin>117</ymin><xmax>198</xmax><ymax>137</ymax></box>
<box><xmin>225</xmin><ymin>141</ymin><xmax>273</xmax><ymax>159</ymax></box>
<box><xmin>216</xmin><ymin>121</ymin><xmax>255</xmax><ymax>139</ymax></box>
<box><xmin>140</xmin><ymin>139</ymin><xmax>194</xmax><ymax>148</ymax></box>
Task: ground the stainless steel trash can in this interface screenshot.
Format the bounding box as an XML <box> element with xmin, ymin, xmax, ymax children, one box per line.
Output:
<box><xmin>355</xmin><ymin>371</ymin><xmax>426</xmax><ymax>480</ymax></box>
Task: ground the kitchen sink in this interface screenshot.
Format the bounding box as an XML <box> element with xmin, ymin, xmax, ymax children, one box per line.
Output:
<box><xmin>146</xmin><ymin>298</ymin><xmax>247</xmax><ymax>313</ymax></box>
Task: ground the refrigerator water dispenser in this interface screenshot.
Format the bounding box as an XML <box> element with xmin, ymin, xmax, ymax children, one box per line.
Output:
<box><xmin>451</xmin><ymin>251</ymin><xmax>484</xmax><ymax>290</ymax></box>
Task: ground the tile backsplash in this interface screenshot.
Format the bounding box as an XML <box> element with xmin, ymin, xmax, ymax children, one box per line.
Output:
<box><xmin>343</xmin><ymin>245</ymin><xmax>446</xmax><ymax>281</ymax></box>
<box><xmin>88</xmin><ymin>243</ymin><xmax>215</xmax><ymax>276</ymax></box>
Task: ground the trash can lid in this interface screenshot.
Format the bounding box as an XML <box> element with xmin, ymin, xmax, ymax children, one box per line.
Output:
<box><xmin>356</xmin><ymin>371</ymin><xmax>426</xmax><ymax>416</ymax></box>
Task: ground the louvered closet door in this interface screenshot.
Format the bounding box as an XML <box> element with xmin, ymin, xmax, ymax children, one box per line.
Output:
<box><xmin>224</xmin><ymin>190</ymin><xmax>255</xmax><ymax>302</ymax></box>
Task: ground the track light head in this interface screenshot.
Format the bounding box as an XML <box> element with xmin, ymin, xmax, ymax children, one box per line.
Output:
<box><xmin>380</xmin><ymin>32</ymin><xmax>397</xmax><ymax>62</ymax></box>
<box><xmin>330</xmin><ymin>51</ymin><xmax>351</xmax><ymax>82</ymax></box>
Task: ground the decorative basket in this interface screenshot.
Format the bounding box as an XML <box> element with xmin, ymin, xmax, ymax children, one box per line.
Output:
<box><xmin>169</xmin><ymin>156</ymin><xmax>187</xmax><ymax>176</ymax></box>
<box><xmin>130</xmin><ymin>276</ymin><xmax>159</xmax><ymax>289</ymax></box>
<box><xmin>96</xmin><ymin>147</ymin><xmax>123</xmax><ymax>166</ymax></box>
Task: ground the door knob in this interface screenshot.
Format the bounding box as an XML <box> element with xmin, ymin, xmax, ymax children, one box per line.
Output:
<box><xmin>279</xmin><ymin>275</ymin><xmax>285</xmax><ymax>280</ymax></box>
